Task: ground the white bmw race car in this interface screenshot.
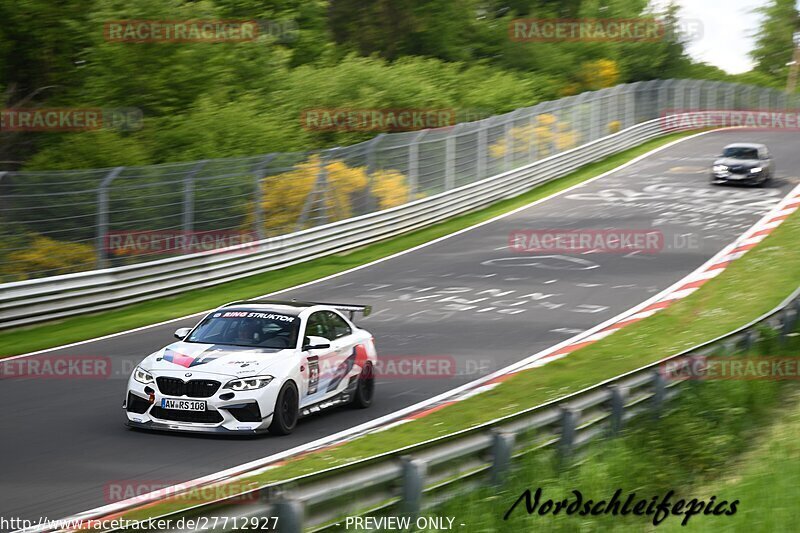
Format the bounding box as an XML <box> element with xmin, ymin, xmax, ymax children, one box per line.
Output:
<box><xmin>124</xmin><ymin>300</ymin><xmax>377</xmax><ymax>435</ymax></box>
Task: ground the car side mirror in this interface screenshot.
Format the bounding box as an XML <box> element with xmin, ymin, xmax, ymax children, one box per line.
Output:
<box><xmin>174</xmin><ymin>327</ymin><xmax>192</xmax><ymax>340</ymax></box>
<box><xmin>303</xmin><ymin>335</ymin><xmax>331</xmax><ymax>351</ymax></box>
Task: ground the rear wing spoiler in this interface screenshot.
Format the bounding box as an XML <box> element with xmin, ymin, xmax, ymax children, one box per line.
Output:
<box><xmin>312</xmin><ymin>302</ymin><xmax>372</xmax><ymax>320</ymax></box>
<box><xmin>220</xmin><ymin>299</ymin><xmax>372</xmax><ymax>320</ymax></box>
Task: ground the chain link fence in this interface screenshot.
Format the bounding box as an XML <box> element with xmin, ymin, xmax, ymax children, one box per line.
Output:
<box><xmin>2</xmin><ymin>79</ymin><xmax>798</xmax><ymax>282</ymax></box>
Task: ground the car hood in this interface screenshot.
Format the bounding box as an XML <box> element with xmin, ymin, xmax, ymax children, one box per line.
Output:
<box><xmin>713</xmin><ymin>157</ymin><xmax>761</xmax><ymax>168</ymax></box>
<box><xmin>138</xmin><ymin>341</ymin><xmax>292</xmax><ymax>379</ymax></box>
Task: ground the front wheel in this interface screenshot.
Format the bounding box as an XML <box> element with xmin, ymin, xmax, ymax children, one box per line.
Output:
<box><xmin>351</xmin><ymin>362</ymin><xmax>375</xmax><ymax>409</ymax></box>
<box><xmin>269</xmin><ymin>382</ymin><xmax>299</xmax><ymax>435</ymax></box>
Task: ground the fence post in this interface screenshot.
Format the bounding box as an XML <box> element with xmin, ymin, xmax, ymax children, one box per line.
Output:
<box><xmin>477</xmin><ymin>123</ymin><xmax>488</xmax><ymax>179</ymax></box>
<box><xmin>400</xmin><ymin>456</ymin><xmax>426</xmax><ymax>520</ymax></box>
<box><xmin>366</xmin><ymin>133</ymin><xmax>386</xmax><ymax>211</ymax></box>
<box><xmin>609</xmin><ymin>385</ymin><xmax>628</xmax><ymax>436</ymax></box>
<box><xmin>490</xmin><ymin>431</ymin><xmax>515</xmax><ymax>486</ymax></box>
<box><xmin>273</xmin><ymin>497</ymin><xmax>304</xmax><ymax>533</ymax></box>
<box><xmin>445</xmin><ymin>124</ymin><xmax>463</xmax><ymax>190</ymax></box>
<box><xmin>625</xmin><ymin>83</ymin><xmax>637</xmax><ymax>128</ymax></box>
<box><xmin>252</xmin><ymin>154</ymin><xmax>276</xmax><ymax>240</ymax></box>
<box><xmin>505</xmin><ymin>111</ymin><xmax>522</xmax><ymax>169</ymax></box>
<box><xmin>589</xmin><ymin>94</ymin><xmax>600</xmax><ymax>141</ymax></box>
<box><xmin>408</xmin><ymin>130</ymin><xmax>428</xmax><ymax>201</ymax></box>
<box><xmin>295</xmin><ymin>150</ymin><xmax>335</xmax><ymax>230</ymax></box>
<box><xmin>724</xmin><ymin>84</ymin><xmax>735</xmax><ymax>110</ymax></box>
<box><xmin>95</xmin><ymin>166</ymin><xmax>125</xmax><ymax>269</ymax></box>
<box><xmin>182</xmin><ymin>160</ymin><xmax>207</xmax><ymax>235</ymax></box>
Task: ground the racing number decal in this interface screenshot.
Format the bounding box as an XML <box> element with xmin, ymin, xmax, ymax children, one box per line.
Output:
<box><xmin>307</xmin><ymin>356</ymin><xmax>319</xmax><ymax>395</ymax></box>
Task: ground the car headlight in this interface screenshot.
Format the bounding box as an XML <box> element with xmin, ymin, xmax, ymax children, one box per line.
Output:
<box><xmin>749</xmin><ymin>167</ymin><xmax>762</xmax><ymax>173</ymax></box>
<box><xmin>713</xmin><ymin>165</ymin><xmax>728</xmax><ymax>173</ymax></box>
<box><xmin>224</xmin><ymin>376</ymin><xmax>274</xmax><ymax>391</ymax></box>
<box><xmin>133</xmin><ymin>367</ymin><xmax>154</xmax><ymax>384</ymax></box>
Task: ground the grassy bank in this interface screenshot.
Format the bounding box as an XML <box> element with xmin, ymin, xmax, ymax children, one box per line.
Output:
<box><xmin>423</xmin><ymin>329</ymin><xmax>800</xmax><ymax>532</ymax></box>
<box><xmin>0</xmin><ymin>131</ymin><xmax>695</xmax><ymax>357</ymax></box>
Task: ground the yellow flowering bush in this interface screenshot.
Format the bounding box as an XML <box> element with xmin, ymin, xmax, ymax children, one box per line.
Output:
<box><xmin>489</xmin><ymin>113</ymin><xmax>579</xmax><ymax>160</ymax></box>
<box><xmin>249</xmin><ymin>155</ymin><xmax>409</xmax><ymax>232</ymax></box>
<box><xmin>5</xmin><ymin>235</ymin><xmax>96</xmax><ymax>280</ymax></box>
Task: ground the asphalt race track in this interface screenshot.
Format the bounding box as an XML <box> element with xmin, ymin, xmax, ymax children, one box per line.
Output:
<box><xmin>2</xmin><ymin>130</ymin><xmax>799</xmax><ymax>524</ymax></box>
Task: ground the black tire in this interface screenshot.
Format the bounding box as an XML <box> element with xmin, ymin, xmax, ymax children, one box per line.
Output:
<box><xmin>269</xmin><ymin>381</ymin><xmax>299</xmax><ymax>435</ymax></box>
<box><xmin>351</xmin><ymin>362</ymin><xmax>375</xmax><ymax>409</ymax></box>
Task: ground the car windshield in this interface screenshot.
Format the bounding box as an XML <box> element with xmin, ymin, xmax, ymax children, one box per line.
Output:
<box><xmin>722</xmin><ymin>147</ymin><xmax>759</xmax><ymax>159</ymax></box>
<box><xmin>186</xmin><ymin>310</ymin><xmax>299</xmax><ymax>349</ymax></box>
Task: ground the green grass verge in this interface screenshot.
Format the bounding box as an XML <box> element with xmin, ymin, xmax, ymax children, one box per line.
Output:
<box><xmin>669</xmin><ymin>390</ymin><xmax>800</xmax><ymax>531</ymax></box>
<box><xmin>425</xmin><ymin>329</ymin><xmax>800</xmax><ymax>531</ymax></box>
<box><xmin>117</xmin><ymin>176</ymin><xmax>800</xmax><ymax>523</ymax></box>
<box><xmin>0</xmin><ymin>131</ymin><xmax>695</xmax><ymax>357</ymax></box>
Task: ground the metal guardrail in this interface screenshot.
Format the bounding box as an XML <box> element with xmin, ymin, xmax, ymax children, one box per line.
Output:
<box><xmin>0</xmin><ymin>112</ymin><xmax>718</xmax><ymax>329</ymax></box>
<box><xmin>106</xmin><ymin>285</ymin><xmax>797</xmax><ymax>533</ymax></box>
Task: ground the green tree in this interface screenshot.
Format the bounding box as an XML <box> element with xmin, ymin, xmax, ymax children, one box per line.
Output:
<box><xmin>750</xmin><ymin>0</ymin><xmax>800</xmax><ymax>80</ymax></box>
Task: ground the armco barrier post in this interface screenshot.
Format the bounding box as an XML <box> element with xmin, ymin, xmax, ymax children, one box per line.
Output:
<box><xmin>609</xmin><ymin>385</ymin><xmax>628</xmax><ymax>436</ymax></box>
<box><xmin>781</xmin><ymin>308</ymin><xmax>796</xmax><ymax>343</ymax></box>
<box><xmin>652</xmin><ymin>370</ymin><xmax>667</xmax><ymax>418</ymax></box>
<box><xmin>490</xmin><ymin>431</ymin><xmax>515</xmax><ymax>486</ymax></box>
<box><xmin>741</xmin><ymin>328</ymin><xmax>756</xmax><ymax>352</ymax></box>
<box><xmin>273</xmin><ymin>496</ymin><xmax>304</xmax><ymax>533</ymax></box>
<box><xmin>400</xmin><ymin>456</ymin><xmax>426</xmax><ymax>520</ymax></box>
<box><xmin>95</xmin><ymin>166</ymin><xmax>125</xmax><ymax>269</ymax></box>
<box><xmin>558</xmin><ymin>407</ymin><xmax>577</xmax><ymax>461</ymax></box>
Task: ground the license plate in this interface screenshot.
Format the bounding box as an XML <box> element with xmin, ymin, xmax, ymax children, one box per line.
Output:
<box><xmin>161</xmin><ymin>398</ymin><xmax>206</xmax><ymax>411</ymax></box>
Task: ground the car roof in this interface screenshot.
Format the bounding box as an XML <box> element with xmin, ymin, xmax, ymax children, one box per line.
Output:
<box><xmin>724</xmin><ymin>142</ymin><xmax>766</xmax><ymax>150</ymax></box>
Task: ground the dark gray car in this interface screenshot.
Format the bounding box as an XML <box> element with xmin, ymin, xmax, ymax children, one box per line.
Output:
<box><xmin>711</xmin><ymin>143</ymin><xmax>773</xmax><ymax>186</ymax></box>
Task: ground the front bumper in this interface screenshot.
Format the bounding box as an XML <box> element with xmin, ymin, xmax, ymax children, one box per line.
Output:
<box><xmin>711</xmin><ymin>171</ymin><xmax>764</xmax><ymax>185</ymax></box>
<box><xmin>124</xmin><ymin>375</ymin><xmax>278</xmax><ymax>434</ymax></box>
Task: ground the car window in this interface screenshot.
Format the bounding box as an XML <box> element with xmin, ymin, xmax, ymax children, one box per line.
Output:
<box><xmin>324</xmin><ymin>311</ymin><xmax>352</xmax><ymax>339</ymax></box>
<box><xmin>306</xmin><ymin>312</ymin><xmax>332</xmax><ymax>340</ymax></box>
<box><xmin>723</xmin><ymin>147</ymin><xmax>758</xmax><ymax>159</ymax></box>
<box><xmin>187</xmin><ymin>310</ymin><xmax>299</xmax><ymax>349</ymax></box>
